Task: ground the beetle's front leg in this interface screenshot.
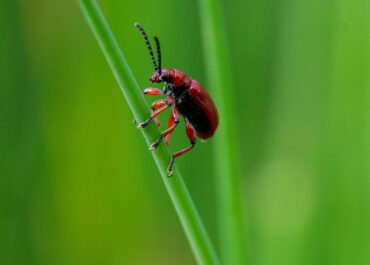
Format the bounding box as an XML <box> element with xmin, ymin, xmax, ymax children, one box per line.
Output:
<box><xmin>137</xmin><ymin>96</ymin><xmax>174</xmax><ymax>129</ymax></box>
<box><xmin>142</xmin><ymin>87</ymin><xmax>163</xmax><ymax>96</ymax></box>
<box><xmin>151</xmin><ymin>99</ymin><xmax>166</xmax><ymax>126</ymax></box>
<box><xmin>137</xmin><ymin>105</ymin><xmax>169</xmax><ymax>128</ymax></box>
<box><xmin>136</xmin><ymin>88</ymin><xmax>164</xmax><ymax>128</ymax></box>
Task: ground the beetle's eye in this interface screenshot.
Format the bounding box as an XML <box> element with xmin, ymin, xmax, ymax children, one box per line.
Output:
<box><xmin>160</xmin><ymin>72</ymin><xmax>169</xmax><ymax>81</ymax></box>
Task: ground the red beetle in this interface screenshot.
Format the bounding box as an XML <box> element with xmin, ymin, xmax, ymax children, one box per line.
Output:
<box><xmin>135</xmin><ymin>23</ymin><xmax>218</xmax><ymax>176</ymax></box>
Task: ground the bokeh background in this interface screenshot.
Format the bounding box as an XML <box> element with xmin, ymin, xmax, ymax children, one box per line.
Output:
<box><xmin>1</xmin><ymin>0</ymin><xmax>369</xmax><ymax>264</ymax></box>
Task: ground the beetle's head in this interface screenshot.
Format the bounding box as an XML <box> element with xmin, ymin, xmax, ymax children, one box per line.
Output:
<box><xmin>150</xmin><ymin>68</ymin><xmax>171</xmax><ymax>83</ymax></box>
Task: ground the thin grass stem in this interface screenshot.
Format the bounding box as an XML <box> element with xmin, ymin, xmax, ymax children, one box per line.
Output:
<box><xmin>197</xmin><ymin>0</ymin><xmax>246</xmax><ymax>264</ymax></box>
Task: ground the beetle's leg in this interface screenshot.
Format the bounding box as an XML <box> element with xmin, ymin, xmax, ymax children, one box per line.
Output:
<box><xmin>142</xmin><ymin>88</ymin><xmax>164</xmax><ymax>126</ymax></box>
<box><xmin>137</xmin><ymin>96</ymin><xmax>174</xmax><ymax>129</ymax></box>
<box><xmin>151</xmin><ymin>99</ymin><xmax>166</xmax><ymax>126</ymax></box>
<box><xmin>137</xmin><ymin>105</ymin><xmax>169</xmax><ymax>128</ymax></box>
<box><xmin>150</xmin><ymin>106</ymin><xmax>179</xmax><ymax>151</ymax></box>
<box><xmin>165</xmin><ymin>114</ymin><xmax>175</xmax><ymax>146</ymax></box>
<box><xmin>143</xmin><ymin>87</ymin><xmax>163</xmax><ymax>96</ymax></box>
<box><xmin>133</xmin><ymin>99</ymin><xmax>166</xmax><ymax>127</ymax></box>
<box><xmin>168</xmin><ymin>118</ymin><xmax>197</xmax><ymax>177</ymax></box>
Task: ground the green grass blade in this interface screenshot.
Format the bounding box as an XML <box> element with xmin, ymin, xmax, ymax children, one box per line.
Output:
<box><xmin>77</xmin><ymin>1</ymin><xmax>221</xmax><ymax>264</ymax></box>
<box><xmin>197</xmin><ymin>0</ymin><xmax>246</xmax><ymax>264</ymax></box>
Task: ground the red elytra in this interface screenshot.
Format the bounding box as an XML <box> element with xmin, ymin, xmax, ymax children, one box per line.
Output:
<box><xmin>135</xmin><ymin>23</ymin><xmax>219</xmax><ymax>177</ymax></box>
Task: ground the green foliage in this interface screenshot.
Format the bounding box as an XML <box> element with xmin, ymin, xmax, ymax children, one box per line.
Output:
<box><xmin>1</xmin><ymin>0</ymin><xmax>369</xmax><ymax>264</ymax></box>
<box><xmin>197</xmin><ymin>0</ymin><xmax>245</xmax><ymax>264</ymax></box>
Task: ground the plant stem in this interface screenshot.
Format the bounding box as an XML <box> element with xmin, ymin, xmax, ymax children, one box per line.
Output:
<box><xmin>197</xmin><ymin>0</ymin><xmax>246</xmax><ymax>264</ymax></box>
<box><xmin>77</xmin><ymin>1</ymin><xmax>221</xmax><ymax>264</ymax></box>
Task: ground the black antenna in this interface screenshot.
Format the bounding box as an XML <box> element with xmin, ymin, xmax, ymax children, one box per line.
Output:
<box><xmin>135</xmin><ymin>23</ymin><xmax>158</xmax><ymax>72</ymax></box>
<box><xmin>154</xmin><ymin>37</ymin><xmax>161</xmax><ymax>74</ymax></box>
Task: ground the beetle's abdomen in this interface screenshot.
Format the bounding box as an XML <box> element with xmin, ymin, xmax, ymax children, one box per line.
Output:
<box><xmin>174</xmin><ymin>89</ymin><xmax>211</xmax><ymax>136</ymax></box>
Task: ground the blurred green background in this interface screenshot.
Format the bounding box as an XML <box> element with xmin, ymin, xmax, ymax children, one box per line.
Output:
<box><xmin>1</xmin><ymin>0</ymin><xmax>369</xmax><ymax>264</ymax></box>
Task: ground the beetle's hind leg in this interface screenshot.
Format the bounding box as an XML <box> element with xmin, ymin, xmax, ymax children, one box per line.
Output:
<box><xmin>150</xmin><ymin>105</ymin><xmax>179</xmax><ymax>150</ymax></box>
<box><xmin>167</xmin><ymin>118</ymin><xmax>197</xmax><ymax>177</ymax></box>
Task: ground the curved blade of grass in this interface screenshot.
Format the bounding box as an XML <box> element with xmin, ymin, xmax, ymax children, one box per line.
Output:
<box><xmin>77</xmin><ymin>1</ymin><xmax>221</xmax><ymax>264</ymax></box>
<box><xmin>197</xmin><ymin>0</ymin><xmax>246</xmax><ymax>264</ymax></box>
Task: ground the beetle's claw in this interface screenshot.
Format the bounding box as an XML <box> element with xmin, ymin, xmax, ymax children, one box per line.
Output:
<box><xmin>137</xmin><ymin>118</ymin><xmax>152</xmax><ymax>129</ymax></box>
<box><xmin>167</xmin><ymin>156</ymin><xmax>175</xmax><ymax>177</ymax></box>
<box><xmin>149</xmin><ymin>137</ymin><xmax>163</xmax><ymax>151</ymax></box>
<box><xmin>137</xmin><ymin>123</ymin><xmax>145</xmax><ymax>129</ymax></box>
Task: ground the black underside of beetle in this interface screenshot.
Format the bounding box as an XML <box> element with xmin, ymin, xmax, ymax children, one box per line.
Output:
<box><xmin>170</xmin><ymin>86</ymin><xmax>211</xmax><ymax>134</ymax></box>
